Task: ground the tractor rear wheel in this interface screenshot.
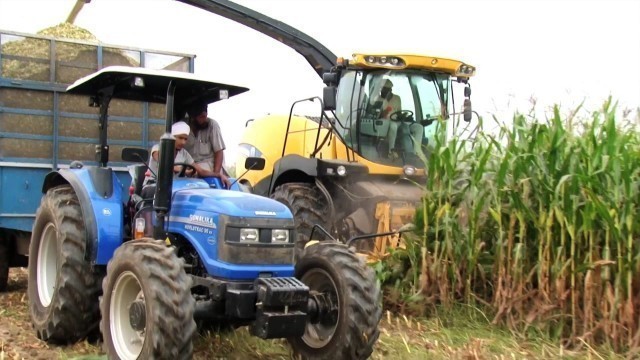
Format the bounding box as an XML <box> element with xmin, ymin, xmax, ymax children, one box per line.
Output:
<box><xmin>271</xmin><ymin>183</ymin><xmax>330</xmax><ymax>260</ymax></box>
<box><xmin>0</xmin><ymin>240</ymin><xmax>9</xmax><ymax>292</ymax></box>
<box><xmin>289</xmin><ymin>242</ymin><xmax>382</xmax><ymax>359</ymax></box>
<box><xmin>28</xmin><ymin>185</ymin><xmax>103</xmax><ymax>343</ymax></box>
<box><xmin>100</xmin><ymin>239</ymin><xmax>196</xmax><ymax>360</ymax></box>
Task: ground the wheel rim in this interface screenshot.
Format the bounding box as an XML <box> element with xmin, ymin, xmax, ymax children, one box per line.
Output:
<box><xmin>110</xmin><ymin>271</ymin><xmax>145</xmax><ymax>360</ymax></box>
<box><xmin>301</xmin><ymin>268</ymin><xmax>340</xmax><ymax>348</ymax></box>
<box><xmin>37</xmin><ymin>223</ymin><xmax>58</xmax><ymax>307</ymax></box>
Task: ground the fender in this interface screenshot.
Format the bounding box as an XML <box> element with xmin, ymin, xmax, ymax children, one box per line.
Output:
<box><xmin>268</xmin><ymin>154</ymin><xmax>318</xmax><ymax>194</ymax></box>
<box><xmin>42</xmin><ymin>167</ymin><xmax>123</xmax><ymax>265</ymax></box>
<box><xmin>268</xmin><ymin>155</ymin><xmax>370</xmax><ymax>195</ymax></box>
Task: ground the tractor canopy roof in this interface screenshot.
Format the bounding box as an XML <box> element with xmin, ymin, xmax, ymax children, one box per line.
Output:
<box><xmin>66</xmin><ymin>65</ymin><xmax>249</xmax><ymax>111</ymax></box>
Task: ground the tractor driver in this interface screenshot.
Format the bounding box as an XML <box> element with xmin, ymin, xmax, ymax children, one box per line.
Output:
<box><xmin>184</xmin><ymin>102</ymin><xmax>231</xmax><ymax>188</ymax></box>
<box><xmin>142</xmin><ymin>121</ymin><xmax>218</xmax><ymax>187</ymax></box>
<box><xmin>373</xmin><ymin>79</ymin><xmax>424</xmax><ymax>159</ymax></box>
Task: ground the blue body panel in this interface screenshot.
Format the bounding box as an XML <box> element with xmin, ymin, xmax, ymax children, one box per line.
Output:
<box><xmin>0</xmin><ymin>167</ymin><xmax>49</xmax><ymax>232</ymax></box>
<box><xmin>170</xmin><ymin>183</ymin><xmax>292</xmax><ymax>219</ymax></box>
<box><xmin>61</xmin><ymin>168</ymin><xmax>125</xmax><ymax>265</ymax></box>
<box><xmin>167</xmin><ymin>181</ymin><xmax>295</xmax><ymax>279</ymax></box>
<box><xmin>0</xmin><ymin>166</ymin><xmax>131</xmax><ymax>232</ymax></box>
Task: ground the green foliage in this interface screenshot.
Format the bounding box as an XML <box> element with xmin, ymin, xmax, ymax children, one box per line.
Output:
<box><xmin>383</xmin><ymin>98</ymin><xmax>640</xmax><ymax>352</ymax></box>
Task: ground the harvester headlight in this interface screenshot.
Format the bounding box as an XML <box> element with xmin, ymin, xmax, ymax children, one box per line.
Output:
<box><xmin>271</xmin><ymin>229</ymin><xmax>289</xmax><ymax>243</ymax></box>
<box><xmin>336</xmin><ymin>165</ymin><xmax>347</xmax><ymax>176</ymax></box>
<box><xmin>239</xmin><ymin>228</ymin><xmax>259</xmax><ymax>242</ymax></box>
<box><xmin>367</xmin><ymin>55</ymin><xmax>376</xmax><ymax>63</ymax></box>
<box><xmin>390</xmin><ymin>57</ymin><xmax>399</xmax><ymax>65</ymax></box>
<box><xmin>456</xmin><ymin>64</ymin><xmax>476</xmax><ymax>76</ymax></box>
<box><xmin>379</xmin><ymin>56</ymin><xmax>387</xmax><ymax>64</ymax></box>
<box><xmin>403</xmin><ymin>165</ymin><xmax>416</xmax><ymax>176</ymax></box>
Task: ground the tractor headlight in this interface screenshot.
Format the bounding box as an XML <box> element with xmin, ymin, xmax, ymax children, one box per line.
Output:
<box><xmin>239</xmin><ymin>228</ymin><xmax>259</xmax><ymax>242</ymax></box>
<box><xmin>271</xmin><ymin>229</ymin><xmax>289</xmax><ymax>243</ymax></box>
<box><xmin>336</xmin><ymin>165</ymin><xmax>347</xmax><ymax>176</ymax></box>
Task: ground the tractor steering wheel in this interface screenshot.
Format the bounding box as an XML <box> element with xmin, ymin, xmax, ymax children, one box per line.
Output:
<box><xmin>389</xmin><ymin>110</ymin><xmax>414</xmax><ymax>124</ymax></box>
<box><xmin>174</xmin><ymin>163</ymin><xmax>197</xmax><ymax>178</ymax></box>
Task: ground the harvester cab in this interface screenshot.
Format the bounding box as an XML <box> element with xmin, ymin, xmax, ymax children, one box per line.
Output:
<box><xmin>28</xmin><ymin>65</ymin><xmax>382</xmax><ymax>359</ymax></box>
<box><xmin>178</xmin><ymin>0</ymin><xmax>477</xmax><ymax>259</ymax></box>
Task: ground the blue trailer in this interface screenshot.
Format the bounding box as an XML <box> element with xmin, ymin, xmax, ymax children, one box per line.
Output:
<box><xmin>0</xmin><ymin>28</ymin><xmax>196</xmax><ymax>290</ymax></box>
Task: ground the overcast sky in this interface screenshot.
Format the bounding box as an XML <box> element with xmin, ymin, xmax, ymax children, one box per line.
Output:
<box><xmin>1</xmin><ymin>0</ymin><xmax>639</xmax><ymax>164</ymax></box>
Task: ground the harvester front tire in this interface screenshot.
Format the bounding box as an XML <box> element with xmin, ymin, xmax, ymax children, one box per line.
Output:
<box><xmin>271</xmin><ymin>183</ymin><xmax>330</xmax><ymax>260</ymax></box>
<box><xmin>100</xmin><ymin>239</ymin><xmax>196</xmax><ymax>360</ymax></box>
<box><xmin>289</xmin><ymin>242</ymin><xmax>382</xmax><ymax>359</ymax></box>
<box><xmin>28</xmin><ymin>185</ymin><xmax>103</xmax><ymax>343</ymax></box>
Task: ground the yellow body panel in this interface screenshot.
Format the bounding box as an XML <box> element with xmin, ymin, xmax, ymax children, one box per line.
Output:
<box><xmin>236</xmin><ymin>114</ymin><xmax>425</xmax><ymax>187</ymax></box>
<box><xmin>349</xmin><ymin>53</ymin><xmax>476</xmax><ymax>78</ymax></box>
<box><xmin>236</xmin><ymin>114</ymin><xmax>334</xmax><ymax>186</ymax></box>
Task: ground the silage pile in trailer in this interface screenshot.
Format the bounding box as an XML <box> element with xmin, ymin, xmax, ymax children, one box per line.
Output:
<box><xmin>1</xmin><ymin>23</ymin><xmax>140</xmax><ymax>82</ymax></box>
<box><xmin>0</xmin><ymin>23</ymin><xmax>160</xmax><ymax>161</ymax></box>
<box><xmin>377</xmin><ymin>100</ymin><xmax>640</xmax><ymax>354</ymax></box>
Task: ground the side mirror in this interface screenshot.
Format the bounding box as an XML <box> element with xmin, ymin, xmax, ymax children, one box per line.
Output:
<box><xmin>463</xmin><ymin>99</ymin><xmax>472</xmax><ymax>122</ymax></box>
<box><xmin>323</xmin><ymin>86</ymin><xmax>337</xmax><ymax>111</ymax></box>
<box><xmin>229</xmin><ymin>156</ymin><xmax>266</xmax><ymax>189</ymax></box>
<box><xmin>244</xmin><ymin>156</ymin><xmax>266</xmax><ymax>171</ymax></box>
<box><xmin>122</xmin><ymin>147</ymin><xmax>149</xmax><ymax>163</ymax></box>
<box><xmin>463</xmin><ymin>85</ymin><xmax>472</xmax><ymax>122</ymax></box>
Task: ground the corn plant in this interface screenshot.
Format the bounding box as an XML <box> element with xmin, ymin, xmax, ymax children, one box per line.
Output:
<box><xmin>380</xmin><ymin>98</ymin><xmax>640</xmax><ymax>352</ymax></box>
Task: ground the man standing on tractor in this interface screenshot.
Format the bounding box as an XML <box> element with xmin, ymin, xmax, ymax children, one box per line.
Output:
<box><xmin>184</xmin><ymin>102</ymin><xmax>231</xmax><ymax>188</ymax></box>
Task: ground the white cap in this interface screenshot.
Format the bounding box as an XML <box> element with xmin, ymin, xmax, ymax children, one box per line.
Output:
<box><xmin>171</xmin><ymin>121</ymin><xmax>190</xmax><ymax>137</ymax></box>
<box><xmin>150</xmin><ymin>144</ymin><xmax>159</xmax><ymax>154</ymax></box>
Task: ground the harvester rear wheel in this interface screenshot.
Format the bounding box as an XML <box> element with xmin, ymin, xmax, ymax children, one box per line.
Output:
<box><xmin>289</xmin><ymin>242</ymin><xmax>382</xmax><ymax>359</ymax></box>
<box><xmin>27</xmin><ymin>185</ymin><xmax>103</xmax><ymax>343</ymax></box>
<box><xmin>271</xmin><ymin>183</ymin><xmax>330</xmax><ymax>260</ymax></box>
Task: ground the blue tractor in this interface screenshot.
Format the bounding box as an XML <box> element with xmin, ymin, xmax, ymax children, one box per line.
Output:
<box><xmin>27</xmin><ymin>66</ymin><xmax>382</xmax><ymax>359</ymax></box>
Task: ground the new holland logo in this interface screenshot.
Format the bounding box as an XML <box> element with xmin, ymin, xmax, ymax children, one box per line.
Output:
<box><xmin>189</xmin><ymin>214</ymin><xmax>215</xmax><ymax>227</ymax></box>
<box><xmin>255</xmin><ymin>210</ymin><xmax>277</xmax><ymax>216</ymax></box>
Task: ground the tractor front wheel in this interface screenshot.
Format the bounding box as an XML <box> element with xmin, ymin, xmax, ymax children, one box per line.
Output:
<box><xmin>289</xmin><ymin>242</ymin><xmax>382</xmax><ymax>359</ymax></box>
<box><xmin>28</xmin><ymin>185</ymin><xmax>103</xmax><ymax>343</ymax></box>
<box><xmin>100</xmin><ymin>239</ymin><xmax>196</xmax><ymax>360</ymax></box>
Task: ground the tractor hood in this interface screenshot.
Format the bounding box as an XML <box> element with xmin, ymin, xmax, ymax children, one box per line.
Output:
<box><xmin>171</xmin><ymin>188</ymin><xmax>292</xmax><ymax>219</ymax></box>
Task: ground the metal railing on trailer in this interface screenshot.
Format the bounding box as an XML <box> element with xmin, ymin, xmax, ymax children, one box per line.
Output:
<box><xmin>0</xmin><ymin>29</ymin><xmax>195</xmax><ymax>233</ymax></box>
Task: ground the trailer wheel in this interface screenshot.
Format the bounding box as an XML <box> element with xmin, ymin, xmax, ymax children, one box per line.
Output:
<box><xmin>271</xmin><ymin>183</ymin><xmax>330</xmax><ymax>260</ymax></box>
<box><xmin>28</xmin><ymin>185</ymin><xmax>103</xmax><ymax>343</ymax></box>
<box><xmin>0</xmin><ymin>240</ymin><xmax>9</xmax><ymax>292</ymax></box>
<box><xmin>101</xmin><ymin>239</ymin><xmax>196</xmax><ymax>360</ymax></box>
<box><xmin>289</xmin><ymin>242</ymin><xmax>382</xmax><ymax>359</ymax></box>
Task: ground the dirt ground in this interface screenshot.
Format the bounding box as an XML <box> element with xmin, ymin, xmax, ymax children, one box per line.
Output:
<box><xmin>1</xmin><ymin>268</ymin><xmax>611</xmax><ymax>360</ymax></box>
<box><xmin>0</xmin><ymin>269</ymin><xmax>96</xmax><ymax>359</ymax></box>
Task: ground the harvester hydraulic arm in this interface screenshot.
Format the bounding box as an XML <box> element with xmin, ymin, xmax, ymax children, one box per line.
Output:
<box><xmin>176</xmin><ymin>0</ymin><xmax>337</xmax><ymax>79</ymax></box>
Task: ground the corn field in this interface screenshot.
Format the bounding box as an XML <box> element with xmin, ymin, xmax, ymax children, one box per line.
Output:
<box><xmin>376</xmin><ymin>99</ymin><xmax>640</xmax><ymax>353</ymax></box>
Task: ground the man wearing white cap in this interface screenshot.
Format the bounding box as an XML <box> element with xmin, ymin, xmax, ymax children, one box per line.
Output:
<box><xmin>171</xmin><ymin>121</ymin><xmax>218</xmax><ymax>178</ymax></box>
<box><xmin>145</xmin><ymin>121</ymin><xmax>217</xmax><ymax>181</ymax></box>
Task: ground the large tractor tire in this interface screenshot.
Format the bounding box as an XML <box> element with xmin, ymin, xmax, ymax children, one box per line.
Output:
<box><xmin>0</xmin><ymin>240</ymin><xmax>9</xmax><ymax>292</ymax></box>
<box><xmin>28</xmin><ymin>185</ymin><xmax>103</xmax><ymax>343</ymax></box>
<box><xmin>289</xmin><ymin>242</ymin><xmax>382</xmax><ymax>359</ymax></box>
<box><xmin>100</xmin><ymin>239</ymin><xmax>196</xmax><ymax>360</ymax></box>
<box><xmin>271</xmin><ymin>183</ymin><xmax>331</xmax><ymax>260</ymax></box>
